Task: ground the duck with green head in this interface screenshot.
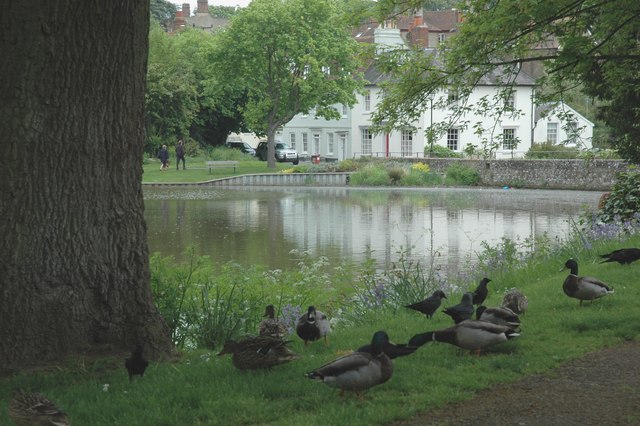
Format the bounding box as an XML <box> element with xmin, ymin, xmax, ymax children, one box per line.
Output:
<box><xmin>305</xmin><ymin>331</ymin><xmax>394</xmax><ymax>395</ymax></box>
<box><xmin>562</xmin><ymin>259</ymin><xmax>614</xmax><ymax>306</ymax></box>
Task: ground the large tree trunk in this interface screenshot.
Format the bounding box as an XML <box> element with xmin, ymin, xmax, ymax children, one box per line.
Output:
<box><xmin>0</xmin><ymin>1</ymin><xmax>173</xmax><ymax>369</ymax></box>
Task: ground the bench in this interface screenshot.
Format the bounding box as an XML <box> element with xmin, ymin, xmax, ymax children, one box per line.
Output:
<box><xmin>206</xmin><ymin>160</ymin><xmax>239</xmax><ymax>174</ymax></box>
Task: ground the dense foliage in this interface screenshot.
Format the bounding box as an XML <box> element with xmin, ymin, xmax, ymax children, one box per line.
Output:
<box><xmin>597</xmin><ymin>167</ymin><xmax>640</xmax><ymax>223</ymax></box>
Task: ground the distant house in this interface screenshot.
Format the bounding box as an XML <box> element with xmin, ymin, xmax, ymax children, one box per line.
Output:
<box><xmin>171</xmin><ymin>0</ymin><xmax>229</xmax><ymax>33</ymax></box>
<box><xmin>279</xmin><ymin>11</ymin><xmax>592</xmax><ymax>161</ymax></box>
<box><xmin>533</xmin><ymin>102</ymin><xmax>594</xmax><ymax>149</ymax></box>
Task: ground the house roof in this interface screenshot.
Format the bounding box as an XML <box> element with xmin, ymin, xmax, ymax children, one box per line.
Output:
<box><xmin>423</xmin><ymin>10</ymin><xmax>461</xmax><ymax>32</ymax></box>
<box><xmin>535</xmin><ymin>102</ymin><xmax>594</xmax><ymax>125</ymax></box>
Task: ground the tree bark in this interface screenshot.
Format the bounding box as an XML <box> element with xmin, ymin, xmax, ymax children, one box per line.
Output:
<box><xmin>0</xmin><ymin>1</ymin><xmax>173</xmax><ymax>369</ymax></box>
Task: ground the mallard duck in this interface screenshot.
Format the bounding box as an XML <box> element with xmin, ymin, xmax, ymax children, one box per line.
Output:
<box><xmin>405</xmin><ymin>290</ymin><xmax>447</xmax><ymax>319</ymax></box>
<box><xmin>305</xmin><ymin>331</ymin><xmax>393</xmax><ymax>395</ymax></box>
<box><xmin>296</xmin><ymin>306</ymin><xmax>331</xmax><ymax>346</ymax></box>
<box><xmin>471</xmin><ymin>278</ymin><xmax>491</xmax><ymax>305</ymax></box>
<box><xmin>501</xmin><ymin>288</ymin><xmax>528</xmax><ymax>315</ymax></box>
<box><xmin>8</xmin><ymin>388</ymin><xmax>71</xmax><ymax>426</ymax></box>
<box><xmin>476</xmin><ymin>305</ymin><xmax>521</xmax><ymax>331</ymax></box>
<box><xmin>259</xmin><ymin>304</ymin><xmax>288</xmax><ymax>339</ymax></box>
<box><xmin>408</xmin><ymin>319</ymin><xmax>519</xmax><ymax>355</ymax></box>
<box><xmin>442</xmin><ymin>292</ymin><xmax>475</xmax><ymax>324</ymax></box>
<box><xmin>125</xmin><ymin>345</ymin><xmax>149</xmax><ymax>382</ymax></box>
<box><xmin>599</xmin><ymin>248</ymin><xmax>640</xmax><ymax>265</ymax></box>
<box><xmin>562</xmin><ymin>259</ymin><xmax>614</xmax><ymax>306</ymax></box>
<box><xmin>218</xmin><ymin>335</ymin><xmax>299</xmax><ymax>370</ymax></box>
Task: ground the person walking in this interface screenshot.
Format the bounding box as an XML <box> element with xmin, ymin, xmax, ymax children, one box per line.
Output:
<box><xmin>157</xmin><ymin>144</ymin><xmax>169</xmax><ymax>171</ymax></box>
<box><xmin>176</xmin><ymin>139</ymin><xmax>186</xmax><ymax>170</ymax></box>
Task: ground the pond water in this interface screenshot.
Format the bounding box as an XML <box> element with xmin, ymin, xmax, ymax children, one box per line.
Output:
<box><xmin>143</xmin><ymin>186</ymin><xmax>601</xmax><ymax>272</ymax></box>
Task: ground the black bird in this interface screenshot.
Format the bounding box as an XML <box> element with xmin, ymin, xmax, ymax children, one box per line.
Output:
<box><xmin>404</xmin><ymin>290</ymin><xmax>447</xmax><ymax>319</ymax></box>
<box><xmin>600</xmin><ymin>248</ymin><xmax>640</xmax><ymax>265</ymax></box>
<box><xmin>471</xmin><ymin>278</ymin><xmax>491</xmax><ymax>305</ymax></box>
<box><xmin>356</xmin><ymin>340</ymin><xmax>417</xmax><ymax>359</ymax></box>
<box><xmin>125</xmin><ymin>345</ymin><xmax>149</xmax><ymax>382</ymax></box>
<box><xmin>442</xmin><ymin>292</ymin><xmax>475</xmax><ymax>324</ymax></box>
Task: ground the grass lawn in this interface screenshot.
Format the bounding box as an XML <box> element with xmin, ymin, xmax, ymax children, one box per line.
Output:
<box><xmin>142</xmin><ymin>157</ymin><xmax>294</xmax><ymax>184</ymax></box>
<box><xmin>2</xmin><ymin>235</ymin><xmax>639</xmax><ymax>425</ymax></box>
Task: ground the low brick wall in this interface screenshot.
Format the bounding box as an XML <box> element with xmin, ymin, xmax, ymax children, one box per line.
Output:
<box><xmin>422</xmin><ymin>159</ymin><xmax>629</xmax><ymax>191</ymax></box>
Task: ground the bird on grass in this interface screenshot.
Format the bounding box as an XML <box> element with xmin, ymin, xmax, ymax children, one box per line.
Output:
<box><xmin>8</xmin><ymin>388</ymin><xmax>71</xmax><ymax>426</ymax></box>
<box><xmin>296</xmin><ymin>305</ymin><xmax>331</xmax><ymax>346</ymax></box>
<box><xmin>404</xmin><ymin>290</ymin><xmax>447</xmax><ymax>319</ymax></box>
<box><xmin>218</xmin><ymin>335</ymin><xmax>299</xmax><ymax>370</ymax></box>
<box><xmin>501</xmin><ymin>288</ymin><xmax>528</xmax><ymax>315</ymax></box>
<box><xmin>471</xmin><ymin>278</ymin><xmax>491</xmax><ymax>306</ymax></box>
<box><xmin>125</xmin><ymin>345</ymin><xmax>149</xmax><ymax>382</ymax></box>
<box><xmin>442</xmin><ymin>292</ymin><xmax>475</xmax><ymax>324</ymax></box>
<box><xmin>305</xmin><ymin>330</ymin><xmax>393</xmax><ymax>396</ymax></box>
<box><xmin>599</xmin><ymin>248</ymin><xmax>640</xmax><ymax>265</ymax></box>
<box><xmin>562</xmin><ymin>259</ymin><xmax>614</xmax><ymax>306</ymax></box>
<box><xmin>356</xmin><ymin>337</ymin><xmax>417</xmax><ymax>359</ymax></box>
<box><xmin>476</xmin><ymin>305</ymin><xmax>521</xmax><ymax>332</ymax></box>
<box><xmin>408</xmin><ymin>320</ymin><xmax>520</xmax><ymax>356</ymax></box>
<box><xmin>259</xmin><ymin>304</ymin><xmax>288</xmax><ymax>339</ymax></box>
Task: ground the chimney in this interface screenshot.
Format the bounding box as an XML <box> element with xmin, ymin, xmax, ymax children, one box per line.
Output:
<box><xmin>173</xmin><ymin>10</ymin><xmax>186</xmax><ymax>32</ymax></box>
<box><xmin>182</xmin><ymin>3</ymin><xmax>190</xmax><ymax>17</ymax></box>
<box><xmin>409</xmin><ymin>26</ymin><xmax>429</xmax><ymax>48</ymax></box>
<box><xmin>412</xmin><ymin>8</ymin><xmax>424</xmax><ymax>29</ymax></box>
<box><xmin>197</xmin><ymin>0</ymin><xmax>208</xmax><ymax>14</ymax></box>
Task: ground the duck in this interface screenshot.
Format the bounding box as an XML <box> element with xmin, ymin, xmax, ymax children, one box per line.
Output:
<box><xmin>305</xmin><ymin>330</ymin><xmax>393</xmax><ymax>395</ymax></box>
<box><xmin>404</xmin><ymin>290</ymin><xmax>447</xmax><ymax>319</ymax></box>
<box><xmin>471</xmin><ymin>278</ymin><xmax>491</xmax><ymax>306</ymax></box>
<box><xmin>501</xmin><ymin>288</ymin><xmax>528</xmax><ymax>315</ymax></box>
<box><xmin>217</xmin><ymin>335</ymin><xmax>299</xmax><ymax>370</ymax></box>
<box><xmin>475</xmin><ymin>305</ymin><xmax>521</xmax><ymax>331</ymax></box>
<box><xmin>8</xmin><ymin>388</ymin><xmax>71</xmax><ymax>426</ymax></box>
<box><xmin>259</xmin><ymin>304</ymin><xmax>288</xmax><ymax>339</ymax></box>
<box><xmin>408</xmin><ymin>319</ymin><xmax>519</xmax><ymax>355</ymax></box>
<box><xmin>125</xmin><ymin>345</ymin><xmax>149</xmax><ymax>382</ymax></box>
<box><xmin>562</xmin><ymin>259</ymin><xmax>614</xmax><ymax>306</ymax></box>
<box><xmin>599</xmin><ymin>248</ymin><xmax>640</xmax><ymax>265</ymax></box>
<box><xmin>296</xmin><ymin>305</ymin><xmax>331</xmax><ymax>346</ymax></box>
<box><xmin>442</xmin><ymin>292</ymin><xmax>475</xmax><ymax>324</ymax></box>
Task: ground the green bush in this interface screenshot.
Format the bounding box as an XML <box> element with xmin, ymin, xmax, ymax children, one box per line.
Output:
<box><xmin>445</xmin><ymin>162</ymin><xmax>480</xmax><ymax>185</ymax></box>
<box><xmin>598</xmin><ymin>166</ymin><xmax>640</xmax><ymax>223</ymax></box>
<box><xmin>349</xmin><ymin>164</ymin><xmax>391</xmax><ymax>186</ymax></box>
<box><xmin>525</xmin><ymin>142</ymin><xmax>580</xmax><ymax>159</ymax></box>
<box><xmin>425</xmin><ymin>144</ymin><xmax>463</xmax><ymax>158</ymax></box>
<box><xmin>206</xmin><ymin>146</ymin><xmax>256</xmax><ymax>161</ymax></box>
<box><xmin>387</xmin><ymin>167</ymin><xmax>406</xmax><ymax>185</ymax></box>
<box><xmin>400</xmin><ymin>168</ymin><xmax>442</xmax><ymax>186</ymax></box>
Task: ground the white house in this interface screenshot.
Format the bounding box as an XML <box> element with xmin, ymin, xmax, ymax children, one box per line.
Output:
<box><xmin>279</xmin><ymin>22</ymin><xmax>591</xmax><ymax>161</ymax></box>
<box><xmin>533</xmin><ymin>102</ymin><xmax>594</xmax><ymax>149</ymax></box>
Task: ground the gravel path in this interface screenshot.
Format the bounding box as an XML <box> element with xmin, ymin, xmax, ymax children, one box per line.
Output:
<box><xmin>394</xmin><ymin>340</ymin><xmax>640</xmax><ymax>425</ymax></box>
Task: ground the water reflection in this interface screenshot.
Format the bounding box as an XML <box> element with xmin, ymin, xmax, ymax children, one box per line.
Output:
<box><xmin>143</xmin><ymin>186</ymin><xmax>601</xmax><ymax>272</ymax></box>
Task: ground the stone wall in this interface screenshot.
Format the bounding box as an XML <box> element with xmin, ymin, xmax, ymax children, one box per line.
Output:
<box><xmin>422</xmin><ymin>159</ymin><xmax>629</xmax><ymax>191</ymax></box>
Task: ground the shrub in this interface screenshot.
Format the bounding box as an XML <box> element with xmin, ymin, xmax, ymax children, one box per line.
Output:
<box><xmin>411</xmin><ymin>162</ymin><xmax>431</xmax><ymax>173</ymax></box>
<box><xmin>387</xmin><ymin>167</ymin><xmax>406</xmax><ymax>185</ymax></box>
<box><xmin>401</xmin><ymin>163</ymin><xmax>442</xmax><ymax>186</ymax></box>
<box><xmin>445</xmin><ymin>162</ymin><xmax>480</xmax><ymax>185</ymax></box>
<box><xmin>525</xmin><ymin>142</ymin><xmax>580</xmax><ymax>159</ymax></box>
<box><xmin>598</xmin><ymin>166</ymin><xmax>640</xmax><ymax>223</ymax></box>
<box><xmin>336</xmin><ymin>159</ymin><xmax>359</xmax><ymax>172</ymax></box>
<box><xmin>425</xmin><ymin>144</ymin><xmax>463</xmax><ymax>158</ymax></box>
<box><xmin>349</xmin><ymin>164</ymin><xmax>391</xmax><ymax>186</ymax></box>
<box><xmin>206</xmin><ymin>146</ymin><xmax>255</xmax><ymax>161</ymax></box>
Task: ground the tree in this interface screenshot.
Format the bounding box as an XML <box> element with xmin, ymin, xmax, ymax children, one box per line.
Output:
<box><xmin>150</xmin><ymin>0</ymin><xmax>177</xmax><ymax>30</ymax></box>
<box><xmin>0</xmin><ymin>1</ymin><xmax>173</xmax><ymax>369</ymax></box>
<box><xmin>372</xmin><ymin>0</ymin><xmax>640</xmax><ymax>162</ymax></box>
<box><xmin>214</xmin><ymin>0</ymin><xmax>364</xmax><ymax>168</ymax></box>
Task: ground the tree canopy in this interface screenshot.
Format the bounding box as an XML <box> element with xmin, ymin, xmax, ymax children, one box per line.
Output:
<box><xmin>213</xmin><ymin>0</ymin><xmax>365</xmax><ymax>168</ymax></box>
<box><xmin>372</xmin><ymin>0</ymin><xmax>640</xmax><ymax>162</ymax></box>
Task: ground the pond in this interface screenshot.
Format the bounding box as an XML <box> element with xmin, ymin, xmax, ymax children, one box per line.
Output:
<box><xmin>143</xmin><ymin>186</ymin><xmax>601</xmax><ymax>273</ymax></box>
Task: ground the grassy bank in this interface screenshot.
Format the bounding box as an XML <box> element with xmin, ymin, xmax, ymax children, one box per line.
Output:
<box><xmin>2</xmin><ymin>223</ymin><xmax>639</xmax><ymax>424</ymax></box>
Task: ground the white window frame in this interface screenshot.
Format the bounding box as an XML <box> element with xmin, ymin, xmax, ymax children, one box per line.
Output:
<box><xmin>312</xmin><ymin>132</ymin><xmax>321</xmax><ymax>154</ymax></box>
<box><xmin>302</xmin><ymin>132</ymin><xmax>308</xmax><ymax>153</ymax></box>
<box><xmin>361</xmin><ymin>128</ymin><xmax>372</xmax><ymax>155</ymax></box>
<box><xmin>401</xmin><ymin>130</ymin><xmax>413</xmax><ymax>157</ymax></box>
<box><xmin>502</xmin><ymin>128</ymin><xmax>517</xmax><ymax>150</ymax></box>
<box><xmin>547</xmin><ymin>122</ymin><xmax>558</xmax><ymax>144</ymax></box>
<box><xmin>364</xmin><ymin>91</ymin><xmax>371</xmax><ymax>112</ymax></box>
<box><xmin>327</xmin><ymin>133</ymin><xmax>334</xmax><ymax>155</ymax></box>
<box><xmin>289</xmin><ymin>132</ymin><xmax>296</xmax><ymax>149</ymax></box>
<box><xmin>447</xmin><ymin>128</ymin><xmax>459</xmax><ymax>151</ymax></box>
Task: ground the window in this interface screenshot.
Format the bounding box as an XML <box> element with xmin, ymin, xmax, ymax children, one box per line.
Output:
<box><xmin>361</xmin><ymin>128</ymin><xmax>372</xmax><ymax>155</ymax></box>
<box><xmin>502</xmin><ymin>128</ymin><xmax>516</xmax><ymax>150</ymax></box>
<box><xmin>289</xmin><ymin>133</ymin><xmax>296</xmax><ymax>149</ymax></box>
<box><xmin>312</xmin><ymin>132</ymin><xmax>320</xmax><ymax>154</ymax></box>
<box><xmin>327</xmin><ymin>133</ymin><xmax>334</xmax><ymax>155</ymax></box>
<box><xmin>364</xmin><ymin>91</ymin><xmax>371</xmax><ymax>112</ymax></box>
<box><xmin>438</xmin><ymin>33</ymin><xmax>446</xmax><ymax>43</ymax></box>
<box><xmin>504</xmin><ymin>90</ymin><xmax>515</xmax><ymax>110</ymax></box>
<box><xmin>447</xmin><ymin>128</ymin><xmax>459</xmax><ymax>151</ymax></box>
<box><xmin>401</xmin><ymin>130</ymin><xmax>413</xmax><ymax>157</ymax></box>
<box><xmin>447</xmin><ymin>90</ymin><xmax>459</xmax><ymax>106</ymax></box>
<box><xmin>302</xmin><ymin>132</ymin><xmax>308</xmax><ymax>152</ymax></box>
<box><xmin>566</xmin><ymin>119</ymin><xmax>579</xmax><ymax>145</ymax></box>
<box><xmin>341</xmin><ymin>104</ymin><xmax>348</xmax><ymax>117</ymax></box>
<box><xmin>547</xmin><ymin>122</ymin><xmax>558</xmax><ymax>144</ymax></box>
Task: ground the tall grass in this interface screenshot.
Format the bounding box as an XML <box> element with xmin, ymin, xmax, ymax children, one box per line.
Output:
<box><xmin>2</xmin><ymin>218</ymin><xmax>639</xmax><ymax>425</ymax></box>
